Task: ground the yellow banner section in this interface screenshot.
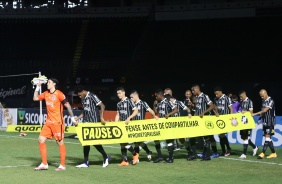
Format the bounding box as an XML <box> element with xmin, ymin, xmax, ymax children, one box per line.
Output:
<box><xmin>6</xmin><ymin>125</ymin><xmax>76</xmax><ymax>133</ymax></box>
<box><xmin>76</xmin><ymin>112</ymin><xmax>256</xmax><ymax>146</ymax></box>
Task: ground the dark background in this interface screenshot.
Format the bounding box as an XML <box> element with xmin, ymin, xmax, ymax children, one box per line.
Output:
<box><xmin>0</xmin><ymin>1</ymin><xmax>281</xmax><ymax>114</ymax></box>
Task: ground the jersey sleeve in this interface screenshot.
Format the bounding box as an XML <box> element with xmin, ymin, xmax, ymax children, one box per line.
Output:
<box><xmin>57</xmin><ymin>90</ymin><xmax>68</xmax><ymax>104</ymax></box>
<box><xmin>37</xmin><ymin>91</ymin><xmax>46</xmax><ymax>101</ymax></box>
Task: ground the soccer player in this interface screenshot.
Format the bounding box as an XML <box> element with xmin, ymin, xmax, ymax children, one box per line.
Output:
<box><xmin>153</xmin><ymin>89</ymin><xmax>179</xmax><ymax>163</ymax></box>
<box><xmin>252</xmin><ymin>89</ymin><xmax>277</xmax><ymax>159</ymax></box>
<box><xmin>213</xmin><ymin>86</ymin><xmax>233</xmax><ymax>156</ymax></box>
<box><xmin>115</xmin><ymin>87</ymin><xmax>140</xmax><ymax>166</ymax></box>
<box><xmin>183</xmin><ymin>89</ymin><xmax>196</xmax><ymax>116</ymax></box>
<box><xmin>164</xmin><ymin>88</ymin><xmax>193</xmax><ymax>159</ymax></box>
<box><xmin>130</xmin><ymin>90</ymin><xmax>158</xmax><ymax>162</ymax></box>
<box><xmin>74</xmin><ymin>85</ymin><xmax>110</xmax><ymax>168</ymax></box>
<box><xmin>33</xmin><ymin>78</ymin><xmax>77</xmax><ymax>171</ymax></box>
<box><xmin>164</xmin><ymin>88</ymin><xmax>182</xmax><ymax>151</ymax></box>
<box><xmin>191</xmin><ymin>84</ymin><xmax>219</xmax><ymax>161</ymax></box>
<box><xmin>238</xmin><ymin>90</ymin><xmax>258</xmax><ymax>159</ymax></box>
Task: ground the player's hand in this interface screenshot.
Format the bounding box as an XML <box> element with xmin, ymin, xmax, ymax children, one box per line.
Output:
<box><xmin>71</xmin><ymin>117</ymin><xmax>78</xmax><ymax>126</ymax></box>
<box><xmin>154</xmin><ymin>115</ymin><xmax>159</xmax><ymax>120</ymax></box>
<box><xmin>188</xmin><ymin>114</ymin><xmax>192</xmax><ymax>118</ymax></box>
<box><xmin>101</xmin><ymin>118</ymin><xmax>106</xmax><ymax>125</ymax></box>
<box><xmin>125</xmin><ymin>118</ymin><xmax>130</xmax><ymax>125</ymax></box>
<box><xmin>35</xmin><ymin>84</ymin><xmax>41</xmax><ymax>92</ymax></box>
<box><xmin>165</xmin><ymin>114</ymin><xmax>169</xmax><ymax>119</ymax></box>
<box><xmin>200</xmin><ymin>113</ymin><xmax>204</xmax><ymax>118</ymax></box>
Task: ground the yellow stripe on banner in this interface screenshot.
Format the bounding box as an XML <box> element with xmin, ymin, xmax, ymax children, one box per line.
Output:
<box><xmin>6</xmin><ymin>125</ymin><xmax>77</xmax><ymax>133</ymax></box>
<box><xmin>76</xmin><ymin>112</ymin><xmax>256</xmax><ymax>146</ymax></box>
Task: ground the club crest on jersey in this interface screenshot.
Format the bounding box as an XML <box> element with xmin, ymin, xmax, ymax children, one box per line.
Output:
<box><xmin>230</xmin><ymin>117</ymin><xmax>238</xmax><ymax>127</ymax></box>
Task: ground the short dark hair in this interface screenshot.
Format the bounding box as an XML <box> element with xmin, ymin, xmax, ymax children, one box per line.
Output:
<box><xmin>191</xmin><ymin>84</ymin><xmax>200</xmax><ymax>90</ymax></box>
<box><xmin>74</xmin><ymin>85</ymin><xmax>86</xmax><ymax>94</ymax></box>
<box><xmin>239</xmin><ymin>90</ymin><xmax>246</xmax><ymax>95</ymax></box>
<box><xmin>130</xmin><ymin>90</ymin><xmax>138</xmax><ymax>95</ymax></box>
<box><xmin>49</xmin><ymin>78</ymin><xmax>59</xmax><ymax>84</ymax></box>
<box><xmin>155</xmin><ymin>89</ymin><xmax>164</xmax><ymax>96</ymax></box>
<box><xmin>116</xmin><ymin>86</ymin><xmax>125</xmax><ymax>92</ymax></box>
<box><xmin>214</xmin><ymin>86</ymin><xmax>223</xmax><ymax>92</ymax></box>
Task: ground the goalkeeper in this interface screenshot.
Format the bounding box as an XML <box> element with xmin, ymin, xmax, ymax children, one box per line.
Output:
<box><xmin>32</xmin><ymin>77</ymin><xmax>77</xmax><ymax>171</ymax></box>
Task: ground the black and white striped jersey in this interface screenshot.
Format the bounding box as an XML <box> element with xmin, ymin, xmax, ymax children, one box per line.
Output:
<box><xmin>214</xmin><ymin>94</ymin><xmax>232</xmax><ymax>115</ymax></box>
<box><xmin>261</xmin><ymin>97</ymin><xmax>276</xmax><ymax>126</ymax></box>
<box><xmin>195</xmin><ymin>93</ymin><xmax>213</xmax><ymax>116</ymax></box>
<box><xmin>81</xmin><ymin>92</ymin><xmax>102</xmax><ymax>122</ymax></box>
<box><xmin>171</xmin><ymin>98</ymin><xmax>187</xmax><ymax>117</ymax></box>
<box><xmin>133</xmin><ymin>100</ymin><xmax>151</xmax><ymax>120</ymax></box>
<box><xmin>240</xmin><ymin>97</ymin><xmax>253</xmax><ymax>112</ymax></box>
<box><xmin>117</xmin><ymin>97</ymin><xmax>136</xmax><ymax>121</ymax></box>
<box><xmin>156</xmin><ymin>98</ymin><xmax>176</xmax><ymax>118</ymax></box>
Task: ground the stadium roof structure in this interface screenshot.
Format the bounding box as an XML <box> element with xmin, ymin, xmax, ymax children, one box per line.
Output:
<box><xmin>0</xmin><ymin>0</ymin><xmax>281</xmax><ymax>20</ymax></box>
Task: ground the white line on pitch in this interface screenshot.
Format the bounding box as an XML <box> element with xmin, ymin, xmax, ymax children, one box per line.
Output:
<box><xmin>0</xmin><ymin>134</ymin><xmax>121</xmax><ymax>149</ymax></box>
<box><xmin>219</xmin><ymin>157</ymin><xmax>282</xmax><ymax>166</ymax></box>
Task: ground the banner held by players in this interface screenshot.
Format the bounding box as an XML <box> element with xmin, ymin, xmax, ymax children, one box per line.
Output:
<box><xmin>76</xmin><ymin>112</ymin><xmax>255</xmax><ymax>146</ymax></box>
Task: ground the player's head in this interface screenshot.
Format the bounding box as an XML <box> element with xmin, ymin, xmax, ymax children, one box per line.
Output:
<box><xmin>155</xmin><ymin>89</ymin><xmax>165</xmax><ymax>101</ymax></box>
<box><xmin>129</xmin><ymin>90</ymin><xmax>139</xmax><ymax>102</ymax></box>
<box><xmin>214</xmin><ymin>86</ymin><xmax>223</xmax><ymax>99</ymax></box>
<box><xmin>239</xmin><ymin>90</ymin><xmax>247</xmax><ymax>101</ymax></box>
<box><xmin>47</xmin><ymin>78</ymin><xmax>59</xmax><ymax>90</ymax></box>
<box><xmin>185</xmin><ymin>89</ymin><xmax>192</xmax><ymax>99</ymax></box>
<box><xmin>191</xmin><ymin>84</ymin><xmax>201</xmax><ymax>95</ymax></box>
<box><xmin>164</xmin><ymin>94</ymin><xmax>172</xmax><ymax>102</ymax></box>
<box><xmin>116</xmin><ymin>86</ymin><xmax>126</xmax><ymax>100</ymax></box>
<box><xmin>74</xmin><ymin>85</ymin><xmax>88</xmax><ymax>99</ymax></box>
<box><xmin>259</xmin><ymin>89</ymin><xmax>268</xmax><ymax>100</ymax></box>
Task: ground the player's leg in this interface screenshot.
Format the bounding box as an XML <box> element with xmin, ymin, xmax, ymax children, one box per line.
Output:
<box><xmin>76</xmin><ymin>146</ymin><xmax>91</xmax><ymax>168</ymax></box>
<box><xmin>209</xmin><ymin>135</ymin><xmax>219</xmax><ymax>158</ymax></box>
<box><xmin>124</xmin><ymin>143</ymin><xmax>139</xmax><ymax>165</ymax></box>
<box><xmin>239</xmin><ymin>130</ymin><xmax>248</xmax><ymax>159</ymax></box>
<box><xmin>153</xmin><ymin>140</ymin><xmax>164</xmax><ymax>163</ymax></box>
<box><xmin>34</xmin><ymin>124</ymin><xmax>50</xmax><ymax>170</ymax></box>
<box><xmin>258</xmin><ymin>126</ymin><xmax>271</xmax><ymax>159</ymax></box>
<box><xmin>139</xmin><ymin>142</ymin><xmax>153</xmax><ymax>162</ymax></box>
<box><xmin>118</xmin><ymin>143</ymin><xmax>129</xmax><ymax>166</ymax></box>
<box><xmin>94</xmin><ymin>145</ymin><xmax>110</xmax><ymax>167</ymax></box>
<box><xmin>165</xmin><ymin>139</ymin><xmax>174</xmax><ymax>163</ymax></box>
<box><xmin>246</xmin><ymin>129</ymin><xmax>258</xmax><ymax>156</ymax></box>
<box><xmin>201</xmin><ymin>136</ymin><xmax>211</xmax><ymax>161</ymax></box>
<box><xmin>187</xmin><ymin>137</ymin><xmax>198</xmax><ymax>160</ymax></box>
<box><xmin>266</xmin><ymin>126</ymin><xmax>277</xmax><ymax>158</ymax></box>
<box><xmin>54</xmin><ymin>124</ymin><xmax>66</xmax><ymax>171</ymax></box>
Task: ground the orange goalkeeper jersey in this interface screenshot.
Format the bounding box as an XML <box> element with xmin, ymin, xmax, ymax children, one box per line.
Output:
<box><xmin>38</xmin><ymin>89</ymin><xmax>68</xmax><ymax>125</ymax></box>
